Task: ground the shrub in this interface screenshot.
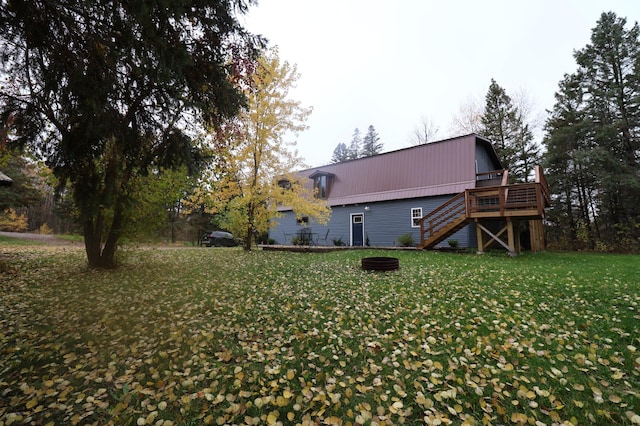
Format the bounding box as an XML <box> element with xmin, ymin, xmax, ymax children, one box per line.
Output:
<box><xmin>39</xmin><ymin>223</ymin><xmax>54</xmax><ymax>234</ymax></box>
<box><xmin>397</xmin><ymin>233</ymin><xmax>414</xmax><ymax>247</ymax></box>
<box><xmin>332</xmin><ymin>237</ymin><xmax>345</xmax><ymax>246</ymax></box>
<box><xmin>0</xmin><ymin>208</ymin><xmax>28</xmax><ymax>232</ymax></box>
<box><xmin>447</xmin><ymin>239</ymin><xmax>459</xmax><ymax>248</ymax></box>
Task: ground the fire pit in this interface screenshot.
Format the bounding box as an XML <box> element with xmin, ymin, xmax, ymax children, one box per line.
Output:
<box><xmin>361</xmin><ymin>256</ymin><xmax>399</xmax><ymax>271</ymax></box>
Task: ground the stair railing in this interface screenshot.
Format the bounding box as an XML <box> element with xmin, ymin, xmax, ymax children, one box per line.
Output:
<box><xmin>418</xmin><ymin>192</ymin><xmax>468</xmax><ymax>247</ymax></box>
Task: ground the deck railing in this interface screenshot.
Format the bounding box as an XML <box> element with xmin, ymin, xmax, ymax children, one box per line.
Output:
<box><xmin>466</xmin><ymin>184</ymin><xmax>544</xmax><ymax>217</ymax></box>
<box><xmin>475</xmin><ymin>169</ymin><xmax>506</xmax><ymax>187</ymax></box>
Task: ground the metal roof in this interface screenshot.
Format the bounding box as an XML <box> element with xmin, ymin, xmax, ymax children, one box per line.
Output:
<box><xmin>287</xmin><ymin>134</ymin><xmax>500</xmax><ymax>208</ymax></box>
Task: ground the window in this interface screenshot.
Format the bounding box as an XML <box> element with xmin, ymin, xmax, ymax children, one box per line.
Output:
<box><xmin>309</xmin><ymin>171</ymin><xmax>334</xmax><ymax>200</ymax></box>
<box><xmin>314</xmin><ymin>175</ymin><xmax>327</xmax><ymax>199</ymax></box>
<box><xmin>277</xmin><ymin>178</ymin><xmax>291</xmax><ymax>190</ymax></box>
<box><xmin>411</xmin><ymin>207</ymin><xmax>423</xmax><ymax>228</ymax></box>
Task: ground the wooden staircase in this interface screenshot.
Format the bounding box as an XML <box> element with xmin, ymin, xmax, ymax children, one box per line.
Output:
<box><xmin>418</xmin><ymin>192</ymin><xmax>470</xmax><ymax>249</ymax></box>
<box><xmin>418</xmin><ymin>166</ymin><xmax>551</xmax><ymax>252</ymax></box>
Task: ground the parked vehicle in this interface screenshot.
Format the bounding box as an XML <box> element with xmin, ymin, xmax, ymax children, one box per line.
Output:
<box><xmin>202</xmin><ymin>231</ymin><xmax>239</xmax><ymax>247</ymax></box>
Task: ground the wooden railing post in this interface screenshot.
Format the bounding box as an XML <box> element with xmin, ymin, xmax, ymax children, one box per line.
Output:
<box><xmin>501</xmin><ymin>170</ymin><xmax>509</xmax><ymax>186</ymax></box>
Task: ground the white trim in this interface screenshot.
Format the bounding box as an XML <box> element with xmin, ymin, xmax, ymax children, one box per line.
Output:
<box><xmin>411</xmin><ymin>207</ymin><xmax>423</xmax><ymax>228</ymax></box>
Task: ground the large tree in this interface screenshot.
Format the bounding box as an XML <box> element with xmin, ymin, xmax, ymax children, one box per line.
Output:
<box><xmin>331</xmin><ymin>142</ymin><xmax>349</xmax><ymax>163</ymax></box>
<box><xmin>481</xmin><ymin>79</ymin><xmax>540</xmax><ymax>182</ymax></box>
<box><xmin>543</xmin><ymin>73</ymin><xmax>599</xmax><ymax>248</ymax></box>
<box><xmin>544</xmin><ymin>12</ymin><xmax>640</xmax><ymax>250</ymax></box>
<box><xmin>0</xmin><ymin>0</ymin><xmax>263</xmax><ymax>267</ymax></box>
<box><xmin>204</xmin><ymin>49</ymin><xmax>330</xmax><ymax>250</ymax></box>
<box><xmin>347</xmin><ymin>128</ymin><xmax>362</xmax><ymax>160</ymax></box>
<box><xmin>361</xmin><ymin>124</ymin><xmax>383</xmax><ymax>157</ymax></box>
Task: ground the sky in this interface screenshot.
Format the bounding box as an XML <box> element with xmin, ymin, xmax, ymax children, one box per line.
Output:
<box><xmin>242</xmin><ymin>0</ymin><xmax>640</xmax><ymax>167</ymax></box>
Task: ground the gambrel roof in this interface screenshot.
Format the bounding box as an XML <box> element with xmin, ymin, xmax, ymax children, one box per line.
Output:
<box><xmin>292</xmin><ymin>134</ymin><xmax>501</xmax><ymax>207</ymax></box>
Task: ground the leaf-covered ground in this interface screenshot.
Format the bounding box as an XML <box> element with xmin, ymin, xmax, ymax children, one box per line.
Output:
<box><xmin>1</xmin><ymin>246</ymin><xmax>639</xmax><ymax>425</ymax></box>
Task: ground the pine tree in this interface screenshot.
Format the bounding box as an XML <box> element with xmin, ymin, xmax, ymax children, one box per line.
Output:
<box><xmin>481</xmin><ymin>80</ymin><xmax>519</xmax><ymax>176</ymax></box>
<box><xmin>481</xmin><ymin>79</ymin><xmax>540</xmax><ymax>182</ymax></box>
<box><xmin>331</xmin><ymin>142</ymin><xmax>349</xmax><ymax>163</ymax></box>
<box><xmin>543</xmin><ymin>73</ymin><xmax>598</xmax><ymax>248</ymax></box>
<box><xmin>573</xmin><ymin>12</ymin><xmax>640</xmax><ymax>246</ymax></box>
<box><xmin>361</xmin><ymin>125</ymin><xmax>383</xmax><ymax>157</ymax></box>
<box><xmin>543</xmin><ymin>11</ymin><xmax>640</xmax><ymax>250</ymax></box>
<box><xmin>512</xmin><ymin>123</ymin><xmax>541</xmax><ymax>183</ymax></box>
<box><xmin>347</xmin><ymin>128</ymin><xmax>362</xmax><ymax>160</ymax></box>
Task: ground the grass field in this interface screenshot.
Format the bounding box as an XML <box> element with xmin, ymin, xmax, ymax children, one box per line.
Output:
<box><xmin>1</xmin><ymin>245</ymin><xmax>639</xmax><ymax>425</ymax></box>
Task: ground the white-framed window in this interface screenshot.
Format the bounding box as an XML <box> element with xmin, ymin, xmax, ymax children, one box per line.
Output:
<box><xmin>411</xmin><ymin>207</ymin><xmax>423</xmax><ymax>228</ymax></box>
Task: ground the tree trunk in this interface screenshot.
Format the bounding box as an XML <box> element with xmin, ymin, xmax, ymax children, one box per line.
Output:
<box><xmin>84</xmin><ymin>221</ymin><xmax>102</xmax><ymax>268</ymax></box>
<box><xmin>243</xmin><ymin>200</ymin><xmax>255</xmax><ymax>251</ymax></box>
<box><xmin>82</xmin><ymin>204</ymin><xmax>122</xmax><ymax>269</ymax></box>
<box><xmin>100</xmin><ymin>202</ymin><xmax>124</xmax><ymax>269</ymax></box>
<box><xmin>244</xmin><ymin>225</ymin><xmax>253</xmax><ymax>251</ymax></box>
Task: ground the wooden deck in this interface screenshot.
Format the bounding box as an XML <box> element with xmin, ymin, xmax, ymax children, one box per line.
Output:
<box><xmin>418</xmin><ymin>166</ymin><xmax>550</xmax><ymax>254</ymax></box>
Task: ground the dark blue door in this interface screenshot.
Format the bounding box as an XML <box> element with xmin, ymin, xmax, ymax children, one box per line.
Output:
<box><xmin>351</xmin><ymin>214</ymin><xmax>364</xmax><ymax>246</ymax></box>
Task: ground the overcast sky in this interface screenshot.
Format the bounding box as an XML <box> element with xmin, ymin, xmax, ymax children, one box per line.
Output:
<box><xmin>243</xmin><ymin>1</ymin><xmax>640</xmax><ymax>167</ymax></box>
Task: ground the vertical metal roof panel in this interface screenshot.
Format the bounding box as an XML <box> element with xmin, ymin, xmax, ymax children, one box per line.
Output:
<box><xmin>294</xmin><ymin>134</ymin><xmax>499</xmax><ymax>206</ymax></box>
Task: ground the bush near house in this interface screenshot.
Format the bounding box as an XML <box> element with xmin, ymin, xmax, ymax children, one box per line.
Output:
<box><xmin>397</xmin><ymin>233</ymin><xmax>415</xmax><ymax>247</ymax></box>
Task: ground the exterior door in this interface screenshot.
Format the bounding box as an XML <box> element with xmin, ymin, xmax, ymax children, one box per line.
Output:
<box><xmin>351</xmin><ymin>213</ymin><xmax>364</xmax><ymax>246</ymax></box>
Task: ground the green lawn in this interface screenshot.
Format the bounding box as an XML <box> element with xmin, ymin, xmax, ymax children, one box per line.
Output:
<box><xmin>0</xmin><ymin>235</ymin><xmax>44</xmax><ymax>246</ymax></box>
<box><xmin>1</xmin><ymin>246</ymin><xmax>639</xmax><ymax>425</ymax></box>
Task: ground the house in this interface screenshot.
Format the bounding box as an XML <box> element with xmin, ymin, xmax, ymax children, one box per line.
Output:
<box><xmin>271</xmin><ymin>133</ymin><xmax>549</xmax><ymax>254</ymax></box>
<box><xmin>0</xmin><ymin>171</ymin><xmax>12</xmax><ymax>186</ymax></box>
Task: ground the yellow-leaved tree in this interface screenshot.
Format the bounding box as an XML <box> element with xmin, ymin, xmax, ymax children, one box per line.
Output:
<box><xmin>201</xmin><ymin>48</ymin><xmax>330</xmax><ymax>250</ymax></box>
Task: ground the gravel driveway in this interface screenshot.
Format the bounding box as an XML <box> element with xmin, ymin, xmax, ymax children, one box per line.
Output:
<box><xmin>0</xmin><ymin>231</ymin><xmax>81</xmax><ymax>245</ymax></box>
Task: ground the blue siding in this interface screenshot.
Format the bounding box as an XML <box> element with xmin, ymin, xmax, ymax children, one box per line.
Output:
<box><xmin>475</xmin><ymin>142</ymin><xmax>501</xmax><ymax>173</ymax></box>
<box><xmin>271</xmin><ymin>195</ymin><xmax>477</xmax><ymax>248</ymax></box>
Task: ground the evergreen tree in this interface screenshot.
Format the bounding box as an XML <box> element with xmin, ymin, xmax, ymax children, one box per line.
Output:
<box><xmin>331</xmin><ymin>142</ymin><xmax>349</xmax><ymax>163</ymax></box>
<box><xmin>573</xmin><ymin>12</ymin><xmax>640</xmax><ymax>247</ymax></box>
<box><xmin>512</xmin><ymin>123</ymin><xmax>541</xmax><ymax>183</ymax></box>
<box><xmin>544</xmin><ymin>73</ymin><xmax>599</xmax><ymax>248</ymax></box>
<box><xmin>347</xmin><ymin>128</ymin><xmax>362</xmax><ymax>160</ymax></box>
<box><xmin>0</xmin><ymin>151</ymin><xmax>44</xmax><ymax>211</ymax></box>
<box><xmin>0</xmin><ymin>0</ymin><xmax>263</xmax><ymax>267</ymax></box>
<box><xmin>361</xmin><ymin>125</ymin><xmax>383</xmax><ymax>156</ymax></box>
<box><xmin>481</xmin><ymin>79</ymin><xmax>520</xmax><ymax>178</ymax></box>
<box><xmin>481</xmin><ymin>79</ymin><xmax>540</xmax><ymax>182</ymax></box>
<box><xmin>543</xmin><ymin>12</ymin><xmax>640</xmax><ymax>250</ymax></box>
